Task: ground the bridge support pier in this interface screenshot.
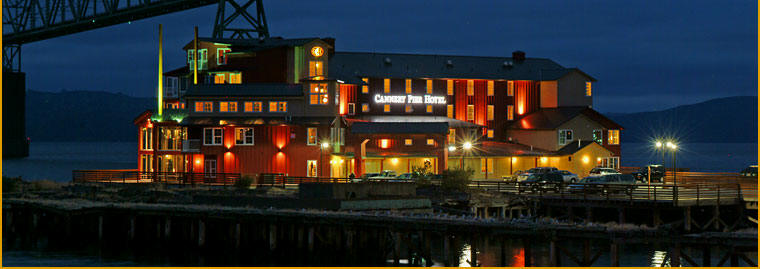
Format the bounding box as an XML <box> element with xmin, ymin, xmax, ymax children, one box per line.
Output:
<box><xmin>585</xmin><ymin>207</ymin><xmax>593</xmax><ymax>223</ymax></box>
<box><xmin>618</xmin><ymin>208</ymin><xmax>625</xmax><ymax>224</ymax></box>
<box><xmin>610</xmin><ymin>240</ymin><xmax>619</xmax><ymax>266</ymax></box>
<box><xmin>684</xmin><ymin>206</ymin><xmax>692</xmax><ymax>231</ymax></box>
<box><xmin>442</xmin><ymin>234</ymin><xmax>450</xmax><ymax>267</ymax></box>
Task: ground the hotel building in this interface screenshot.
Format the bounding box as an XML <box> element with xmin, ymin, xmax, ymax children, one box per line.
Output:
<box><xmin>134</xmin><ymin>36</ymin><xmax>622</xmax><ymax>180</ymax></box>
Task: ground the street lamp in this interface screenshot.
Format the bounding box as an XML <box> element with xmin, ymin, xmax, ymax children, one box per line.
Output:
<box><xmin>320</xmin><ymin>142</ymin><xmax>330</xmax><ymax>177</ymax></box>
<box><xmin>668</xmin><ymin>142</ymin><xmax>678</xmax><ymax>185</ymax></box>
<box><xmin>654</xmin><ymin>140</ymin><xmax>665</xmax><ymax>166</ymax></box>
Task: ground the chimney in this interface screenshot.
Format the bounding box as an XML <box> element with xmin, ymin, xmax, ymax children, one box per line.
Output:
<box><xmin>512</xmin><ymin>50</ymin><xmax>526</xmax><ymax>62</ymax></box>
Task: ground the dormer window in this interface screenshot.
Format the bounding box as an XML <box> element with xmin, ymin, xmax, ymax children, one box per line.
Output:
<box><xmin>309</xmin><ymin>61</ymin><xmax>324</xmax><ymax>78</ymax></box>
<box><xmin>217</xmin><ymin>48</ymin><xmax>231</xmax><ymax>65</ymax></box>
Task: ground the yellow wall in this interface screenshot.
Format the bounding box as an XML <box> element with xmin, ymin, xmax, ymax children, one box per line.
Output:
<box><xmin>364</xmin><ymin>157</ymin><xmax>439</xmax><ymax>175</ymax></box>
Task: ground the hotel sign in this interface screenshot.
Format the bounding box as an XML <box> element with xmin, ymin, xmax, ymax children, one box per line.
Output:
<box><xmin>374</xmin><ymin>94</ymin><xmax>447</xmax><ymax>105</ymax></box>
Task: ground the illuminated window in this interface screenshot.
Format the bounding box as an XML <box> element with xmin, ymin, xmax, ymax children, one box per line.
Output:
<box><xmin>195</xmin><ymin>101</ymin><xmax>213</xmax><ymax>112</ymax></box>
<box><xmin>427</xmin><ymin>139</ymin><xmax>435</xmax><ymax>146</ymax></box>
<box><xmin>487</xmin><ymin>81</ymin><xmax>494</xmax><ymax>96</ymax></box>
<box><xmin>593</xmin><ymin>129</ymin><xmax>603</xmax><ymax>144</ymax></box>
<box><xmin>481</xmin><ymin>158</ymin><xmax>493</xmax><ymax>174</ymax></box>
<box><xmin>448</xmin><ymin>128</ymin><xmax>455</xmax><ymax>144</ymax></box>
<box><xmin>141</xmin><ymin>127</ymin><xmax>153</xmax><ymax>150</ymax></box>
<box><xmin>309</xmin><ymin>61</ymin><xmax>324</xmax><ymax>78</ymax></box>
<box><xmin>447</xmin><ymin>80</ymin><xmax>453</xmax><ymax>95</ymax></box>
<box><xmin>197</xmin><ymin>49</ymin><xmax>207</xmax><ymax>70</ymax></box>
<box><xmin>348</xmin><ymin>103</ymin><xmax>355</xmax><ymax>115</ymax></box>
<box><xmin>229</xmin><ymin>73</ymin><xmax>242</xmax><ymax>84</ymax></box>
<box><xmin>270</xmin><ymin>101</ymin><xmax>287</xmax><ymax>112</ymax></box>
<box><xmin>253</xmin><ymin>101</ymin><xmax>262</xmax><ymax>112</ymax></box>
<box><xmin>309</xmin><ymin>83</ymin><xmax>329</xmax><ymax>105</ymax></box>
<box><xmin>608</xmin><ymin>129</ymin><xmax>620</xmax><ymax>145</ymax></box>
<box><xmin>217</xmin><ymin>48</ymin><xmax>231</xmax><ymax>65</ymax></box>
<box><xmin>487</xmin><ymin>105</ymin><xmax>494</xmax><ymax>120</ymax></box>
<box><xmin>467</xmin><ymin>80</ymin><xmax>474</xmax><ymax>96</ymax></box>
<box><xmin>203</xmin><ymin>128</ymin><xmax>223</xmax><ymax>145</ymax></box>
<box><xmin>384</xmin><ymin>104</ymin><xmax>391</xmax><ymax>113</ymax></box>
<box><xmin>507</xmin><ymin>105</ymin><xmax>514</xmax><ymax>120</ymax></box>
<box><xmin>426</xmin><ymin>105</ymin><xmax>433</xmax><ymax>113</ymax></box>
<box><xmin>467</xmin><ymin>105</ymin><xmax>474</xmax><ymax>121</ymax></box>
<box><xmin>586</xmin><ymin>82</ymin><xmax>592</xmax><ymax>96</ymax></box>
<box><xmin>214</xmin><ymin>73</ymin><xmax>226</xmax><ymax>84</ymax></box>
<box><xmin>362</xmin><ymin>78</ymin><xmax>369</xmax><ymax>93</ymax></box>
<box><xmin>507</xmin><ymin>81</ymin><xmax>514</xmax><ymax>96</ymax></box>
<box><xmin>426</xmin><ymin>80</ymin><xmax>433</xmax><ymax>94</ymax></box>
<box><xmin>405</xmin><ymin>104</ymin><xmax>413</xmax><ymax>113</ymax></box>
<box><xmin>487</xmin><ymin>129</ymin><xmax>494</xmax><ymax>139</ymax></box>
<box><xmin>362</xmin><ymin>103</ymin><xmax>369</xmax><ymax>112</ymax></box>
<box><xmin>405</xmin><ymin>139</ymin><xmax>413</xmax><ymax>146</ymax></box>
<box><xmin>384</xmin><ymin>79</ymin><xmax>390</xmax><ymax>93</ymax></box>
<box><xmin>306</xmin><ymin>160</ymin><xmax>318</xmax><ymax>177</ymax></box>
<box><xmin>559</xmin><ymin>129</ymin><xmax>573</xmax><ymax>145</ymax></box>
<box><xmin>244</xmin><ymin>102</ymin><xmax>253</xmax><ymax>112</ymax></box>
<box><xmin>379</xmin><ymin>139</ymin><xmax>390</xmax><ymax>149</ymax></box>
<box><xmin>235</xmin><ymin>128</ymin><xmax>254</xmax><ymax>145</ymax></box>
<box><xmin>307</xmin><ymin>127</ymin><xmax>318</xmax><ymax>145</ymax></box>
<box><xmin>405</xmin><ymin>79</ymin><xmax>412</xmax><ymax>94</ymax></box>
<box><xmin>219</xmin><ymin>101</ymin><xmax>237</xmax><ymax>112</ymax></box>
<box><xmin>447</xmin><ymin>105</ymin><xmax>454</xmax><ymax>118</ymax></box>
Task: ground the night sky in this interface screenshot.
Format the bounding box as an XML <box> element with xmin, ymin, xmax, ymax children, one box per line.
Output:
<box><xmin>20</xmin><ymin>0</ymin><xmax>757</xmax><ymax>113</ymax></box>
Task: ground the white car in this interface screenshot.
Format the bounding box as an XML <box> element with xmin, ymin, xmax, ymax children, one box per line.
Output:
<box><xmin>588</xmin><ymin>167</ymin><xmax>620</xmax><ymax>177</ymax></box>
<box><xmin>557</xmin><ymin>170</ymin><xmax>579</xmax><ymax>183</ymax></box>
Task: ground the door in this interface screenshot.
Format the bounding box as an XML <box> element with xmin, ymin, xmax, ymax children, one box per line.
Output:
<box><xmin>205</xmin><ymin>159</ymin><xmax>217</xmax><ymax>178</ymax></box>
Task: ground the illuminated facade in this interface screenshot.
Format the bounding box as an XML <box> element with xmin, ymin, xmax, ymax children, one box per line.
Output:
<box><xmin>135</xmin><ymin>37</ymin><xmax>622</xmax><ymax>179</ymax></box>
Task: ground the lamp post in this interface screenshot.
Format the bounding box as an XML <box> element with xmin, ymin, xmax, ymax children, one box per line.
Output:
<box><xmin>320</xmin><ymin>142</ymin><xmax>330</xmax><ymax>177</ymax></box>
<box><xmin>667</xmin><ymin>142</ymin><xmax>678</xmax><ymax>185</ymax></box>
<box><xmin>463</xmin><ymin>141</ymin><xmax>472</xmax><ymax>172</ymax></box>
<box><xmin>655</xmin><ymin>141</ymin><xmax>665</xmax><ymax>166</ymax></box>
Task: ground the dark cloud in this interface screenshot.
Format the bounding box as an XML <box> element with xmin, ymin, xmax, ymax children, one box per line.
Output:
<box><xmin>21</xmin><ymin>0</ymin><xmax>757</xmax><ymax>112</ymax></box>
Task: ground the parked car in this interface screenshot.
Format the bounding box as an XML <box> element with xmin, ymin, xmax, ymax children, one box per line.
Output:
<box><xmin>518</xmin><ymin>172</ymin><xmax>565</xmax><ymax>193</ymax></box>
<box><xmin>362</xmin><ymin>173</ymin><xmax>380</xmax><ymax>180</ymax></box>
<box><xmin>368</xmin><ymin>170</ymin><xmax>398</xmax><ymax>181</ymax></box>
<box><xmin>631</xmin><ymin>165</ymin><xmax>665</xmax><ymax>183</ymax></box>
<box><xmin>392</xmin><ymin>173</ymin><xmax>415</xmax><ymax>182</ymax></box>
<box><xmin>740</xmin><ymin>165</ymin><xmax>758</xmax><ymax>177</ymax></box>
<box><xmin>516</xmin><ymin>167</ymin><xmax>559</xmax><ymax>182</ymax></box>
<box><xmin>568</xmin><ymin>174</ymin><xmax>636</xmax><ymax>194</ymax></box>
<box><xmin>588</xmin><ymin>167</ymin><xmax>620</xmax><ymax>177</ymax></box>
<box><xmin>557</xmin><ymin>170</ymin><xmax>579</xmax><ymax>183</ymax></box>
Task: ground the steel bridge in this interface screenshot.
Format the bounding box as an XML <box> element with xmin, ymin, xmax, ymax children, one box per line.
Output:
<box><xmin>3</xmin><ymin>0</ymin><xmax>270</xmax><ymax>71</ymax></box>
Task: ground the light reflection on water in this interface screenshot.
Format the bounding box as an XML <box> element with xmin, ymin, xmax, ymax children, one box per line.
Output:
<box><xmin>651</xmin><ymin>250</ymin><xmax>667</xmax><ymax>267</ymax></box>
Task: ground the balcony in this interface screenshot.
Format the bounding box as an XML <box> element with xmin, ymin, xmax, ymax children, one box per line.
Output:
<box><xmin>182</xmin><ymin>139</ymin><xmax>201</xmax><ymax>152</ymax></box>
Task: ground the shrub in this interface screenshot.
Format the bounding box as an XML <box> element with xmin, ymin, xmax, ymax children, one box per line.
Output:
<box><xmin>411</xmin><ymin>166</ymin><xmax>433</xmax><ymax>187</ymax></box>
<box><xmin>440</xmin><ymin>168</ymin><xmax>473</xmax><ymax>192</ymax></box>
<box><xmin>234</xmin><ymin>175</ymin><xmax>254</xmax><ymax>190</ymax></box>
<box><xmin>30</xmin><ymin>180</ymin><xmax>61</xmax><ymax>191</ymax></box>
<box><xmin>3</xmin><ymin>176</ymin><xmax>23</xmax><ymax>193</ymax></box>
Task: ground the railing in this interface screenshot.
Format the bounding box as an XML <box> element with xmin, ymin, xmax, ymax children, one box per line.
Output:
<box><xmin>73</xmin><ymin>170</ymin><xmax>241</xmax><ymax>186</ymax></box>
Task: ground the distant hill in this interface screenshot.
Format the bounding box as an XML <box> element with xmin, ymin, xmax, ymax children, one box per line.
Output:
<box><xmin>605</xmin><ymin>96</ymin><xmax>757</xmax><ymax>143</ymax></box>
<box><xmin>27</xmin><ymin>90</ymin><xmax>154</xmax><ymax>142</ymax></box>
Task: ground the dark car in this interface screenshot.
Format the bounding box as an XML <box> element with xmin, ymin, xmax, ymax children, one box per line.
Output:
<box><xmin>631</xmin><ymin>165</ymin><xmax>665</xmax><ymax>183</ymax></box>
<box><xmin>740</xmin><ymin>165</ymin><xmax>758</xmax><ymax>177</ymax></box>
<box><xmin>518</xmin><ymin>172</ymin><xmax>565</xmax><ymax>193</ymax></box>
<box><xmin>568</xmin><ymin>174</ymin><xmax>637</xmax><ymax>194</ymax></box>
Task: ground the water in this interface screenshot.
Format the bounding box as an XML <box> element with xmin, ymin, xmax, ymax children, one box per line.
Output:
<box><xmin>621</xmin><ymin>142</ymin><xmax>757</xmax><ymax>172</ymax></box>
<box><xmin>3</xmin><ymin>142</ymin><xmax>136</xmax><ymax>181</ymax></box>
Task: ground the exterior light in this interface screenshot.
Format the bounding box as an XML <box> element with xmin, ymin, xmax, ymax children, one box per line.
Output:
<box><xmin>511</xmin><ymin>157</ymin><xmax>517</xmax><ymax>163</ymax></box>
<box><xmin>195</xmin><ymin>159</ymin><xmax>201</xmax><ymax>164</ymax></box>
<box><xmin>339</xmin><ymin>159</ymin><xmax>344</xmax><ymax>164</ymax></box>
<box><xmin>666</xmin><ymin>141</ymin><xmax>674</xmax><ymax>148</ymax></box>
<box><xmin>321</xmin><ymin>142</ymin><xmax>330</xmax><ymax>149</ymax></box>
<box><xmin>311</xmin><ymin>46</ymin><xmax>324</xmax><ymax>57</ymax></box>
<box><xmin>391</xmin><ymin>158</ymin><xmax>399</xmax><ymax>165</ymax></box>
<box><xmin>448</xmin><ymin>145</ymin><xmax>456</xmax><ymax>152</ymax></box>
<box><xmin>380</xmin><ymin>139</ymin><xmax>390</xmax><ymax>149</ymax></box>
<box><xmin>463</xmin><ymin>142</ymin><xmax>472</xmax><ymax>150</ymax></box>
<box><xmin>541</xmin><ymin>157</ymin><xmax>548</xmax><ymax>162</ymax></box>
<box><xmin>669</xmin><ymin>143</ymin><xmax>677</xmax><ymax>150</ymax></box>
<box><xmin>582</xmin><ymin>156</ymin><xmax>590</xmax><ymax>164</ymax></box>
<box><xmin>655</xmin><ymin>141</ymin><xmax>662</xmax><ymax>148</ymax></box>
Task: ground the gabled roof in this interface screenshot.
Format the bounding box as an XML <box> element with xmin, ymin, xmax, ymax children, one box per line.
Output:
<box><xmin>556</xmin><ymin>140</ymin><xmax>599</xmax><ymax>156</ymax></box>
<box><xmin>329</xmin><ymin>51</ymin><xmax>584</xmax><ymax>81</ymax></box>
<box><xmin>184</xmin><ymin>83</ymin><xmax>303</xmax><ymax>97</ymax></box>
<box><xmin>183</xmin><ymin>37</ymin><xmax>329</xmax><ymax>51</ymax></box>
<box><xmin>539</xmin><ymin>68</ymin><xmax>597</xmax><ymax>81</ymax></box>
<box><xmin>448</xmin><ymin>141</ymin><xmax>552</xmax><ymax>157</ymax></box>
<box><xmin>509</xmin><ymin>107</ymin><xmax>622</xmax><ymax>130</ymax></box>
<box><xmin>350</xmin><ymin>122</ymin><xmax>448</xmax><ymax>134</ymax></box>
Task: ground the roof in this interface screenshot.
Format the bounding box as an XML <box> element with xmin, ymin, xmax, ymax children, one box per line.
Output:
<box><xmin>164</xmin><ymin>66</ymin><xmax>189</xmax><ymax>77</ymax></box>
<box><xmin>180</xmin><ymin>116</ymin><xmax>333</xmax><ymax>126</ymax></box>
<box><xmin>539</xmin><ymin>68</ymin><xmax>597</xmax><ymax>81</ymax></box>
<box><xmin>184</xmin><ymin>83</ymin><xmax>303</xmax><ymax>97</ymax></box>
<box><xmin>555</xmin><ymin>140</ymin><xmax>599</xmax><ymax>156</ymax></box>
<box><xmin>350</xmin><ymin>122</ymin><xmax>448</xmax><ymax>134</ymax></box>
<box><xmin>509</xmin><ymin>107</ymin><xmax>623</xmax><ymax>130</ymax></box>
<box><xmin>448</xmin><ymin>141</ymin><xmax>552</xmax><ymax>157</ymax></box>
<box><xmin>183</xmin><ymin>37</ymin><xmax>328</xmax><ymax>51</ymax></box>
<box><xmin>364</xmin><ymin>147</ymin><xmax>441</xmax><ymax>158</ymax></box>
<box><xmin>329</xmin><ymin>51</ymin><xmax>588</xmax><ymax>82</ymax></box>
<box><xmin>347</xmin><ymin>115</ymin><xmax>481</xmax><ymax>129</ymax></box>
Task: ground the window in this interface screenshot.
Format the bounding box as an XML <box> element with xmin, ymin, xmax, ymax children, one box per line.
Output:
<box><xmin>467</xmin><ymin>105</ymin><xmax>474</xmax><ymax>121</ymax></box>
<box><xmin>141</xmin><ymin>127</ymin><xmax>153</xmax><ymax>150</ymax></box>
<box><xmin>507</xmin><ymin>81</ymin><xmax>514</xmax><ymax>96</ymax></box>
<box><xmin>586</xmin><ymin>82</ymin><xmax>592</xmax><ymax>96</ymax></box>
<box><xmin>197</xmin><ymin>49</ymin><xmax>208</xmax><ymax>70</ymax></box>
<box><xmin>217</xmin><ymin>48</ymin><xmax>231</xmax><ymax>65</ymax></box>
<box><xmin>608</xmin><ymin>129</ymin><xmax>620</xmax><ymax>145</ymax></box>
<box><xmin>405</xmin><ymin>104</ymin><xmax>413</xmax><ymax>113</ymax></box>
<box><xmin>362</xmin><ymin>103</ymin><xmax>369</xmax><ymax>112</ymax></box>
<box><xmin>307</xmin><ymin>127</ymin><xmax>318</xmax><ymax>145</ymax></box>
<box><xmin>447</xmin><ymin>105</ymin><xmax>454</xmax><ymax>118</ymax></box>
<box><xmin>195</xmin><ymin>101</ymin><xmax>213</xmax><ymax>112</ymax></box>
<box><xmin>448</xmin><ymin>128</ymin><xmax>455</xmax><ymax>144</ymax></box>
<box><xmin>235</xmin><ymin>128</ymin><xmax>254</xmax><ymax>145</ymax></box>
<box><xmin>187</xmin><ymin>49</ymin><xmax>195</xmax><ymax>67</ymax></box>
<box><xmin>593</xmin><ymin>129</ymin><xmax>603</xmax><ymax>144</ymax></box>
<box><xmin>362</xmin><ymin>78</ymin><xmax>369</xmax><ymax>93</ymax></box>
<box><xmin>426</xmin><ymin>80</ymin><xmax>433</xmax><ymax>94</ymax></box>
<box><xmin>481</xmin><ymin>158</ymin><xmax>494</xmax><ymax>174</ymax></box>
<box><xmin>384</xmin><ymin>79</ymin><xmax>390</xmax><ymax>93</ymax></box>
<box><xmin>214</xmin><ymin>73</ymin><xmax>226</xmax><ymax>84</ymax></box>
<box><xmin>427</xmin><ymin>139</ymin><xmax>435</xmax><ymax>146</ymax></box>
<box><xmin>487</xmin><ymin>105</ymin><xmax>494</xmax><ymax>120</ymax></box>
<box><xmin>426</xmin><ymin>105</ymin><xmax>433</xmax><ymax>113</ymax></box>
<box><xmin>487</xmin><ymin>81</ymin><xmax>494</xmax><ymax>96</ymax></box>
<box><xmin>487</xmin><ymin>129</ymin><xmax>494</xmax><ymax>139</ymax></box>
<box><xmin>219</xmin><ymin>101</ymin><xmax>237</xmax><ymax>112</ymax></box>
<box><xmin>244</xmin><ymin>102</ymin><xmax>253</xmax><ymax>112</ymax></box>
<box><xmin>384</xmin><ymin>104</ymin><xmax>391</xmax><ymax>113</ymax></box>
<box><xmin>348</xmin><ymin>103</ymin><xmax>355</xmax><ymax>115</ymax></box>
<box><xmin>309</xmin><ymin>83</ymin><xmax>328</xmax><ymax>105</ymax></box>
<box><xmin>309</xmin><ymin>61</ymin><xmax>324</xmax><ymax>78</ymax></box>
<box><xmin>558</xmin><ymin>129</ymin><xmax>573</xmax><ymax>145</ymax></box>
<box><xmin>447</xmin><ymin>80</ymin><xmax>454</xmax><ymax>95</ymax></box>
<box><xmin>253</xmin><ymin>102</ymin><xmax>262</xmax><ymax>112</ymax></box>
<box><xmin>379</xmin><ymin>139</ymin><xmax>390</xmax><ymax>149</ymax></box>
<box><xmin>306</xmin><ymin>160</ymin><xmax>318</xmax><ymax>177</ymax></box>
<box><xmin>140</xmin><ymin>154</ymin><xmax>153</xmax><ymax>172</ymax></box>
<box><xmin>405</xmin><ymin>79</ymin><xmax>412</xmax><ymax>94</ymax></box>
<box><xmin>229</xmin><ymin>73</ymin><xmax>242</xmax><ymax>84</ymax></box>
<box><xmin>507</xmin><ymin>105</ymin><xmax>514</xmax><ymax>120</ymax></box>
<box><xmin>405</xmin><ymin>139</ymin><xmax>413</xmax><ymax>146</ymax></box>
<box><xmin>269</xmin><ymin>101</ymin><xmax>287</xmax><ymax>112</ymax></box>
<box><xmin>467</xmin><ymin>80</ymin><xmax>474</xmax><ymax>96</ymax></box>
<box><xmin>203</xmin><ymin>128</ymin><xmax>223</xmax><ymax>145</ymax></box>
